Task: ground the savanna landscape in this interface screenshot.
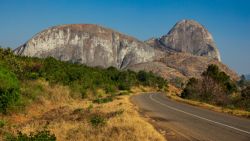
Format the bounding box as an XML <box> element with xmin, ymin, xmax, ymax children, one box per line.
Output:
<box><xmin>1</xmin><ymin>0</ymin><xmax>250</xmax><ymax>141</ymax></box>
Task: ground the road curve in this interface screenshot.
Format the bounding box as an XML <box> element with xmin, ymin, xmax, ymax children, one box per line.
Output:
<box><xmin>132</xmin><ymin>93</ymin><xmax>250</xmax><ymax>141</ymax></box>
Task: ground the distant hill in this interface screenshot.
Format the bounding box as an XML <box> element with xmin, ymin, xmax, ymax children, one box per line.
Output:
<box><xmin>245</xmin><ymin>74</ymin><xmax>250</xmax><ymax>80</ymax></box>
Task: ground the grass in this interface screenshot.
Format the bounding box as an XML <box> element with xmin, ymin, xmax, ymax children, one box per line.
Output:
<box><xmin>167</xmin><ymin>84</ymin><xmax>250</xmax><ymax>118</ymax></box>
<box><xmin>0</xmin><ymin>120</ymin><xmax>6</xmax><ymax>128</ymax></box>
<box><xmin>93</xmin><ymin>97</ymin><xmax>113</xmax><ymax>104</ymax></box>
<box><xmin>0</xmin><ymin>79</ymin><xmax>166</xmax><ymax>141</ymax></box>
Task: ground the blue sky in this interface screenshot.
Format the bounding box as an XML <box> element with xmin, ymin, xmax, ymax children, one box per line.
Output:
<box><xmin>0</xmin><ymin>0</ymin><xmax>249</xmax><ymax>74</ymax></box>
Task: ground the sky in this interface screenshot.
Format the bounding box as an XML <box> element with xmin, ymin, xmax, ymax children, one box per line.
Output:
<box><xmin>0</xmin><ymin>0</ymin><xmax>249</xmax><ymax>74</ymax></box>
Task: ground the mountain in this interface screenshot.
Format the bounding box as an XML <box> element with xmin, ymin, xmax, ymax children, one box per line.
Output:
<box><xmin>14</xmin><ymin>20</ymin><xmax>238</xmax><ymax>80</ymax></box>
<box><xmin>145</xmin><ymin>20</ymin><xmax>221</xmax><ymax>61</ymax></box>
<box><xmin>14</xmin><ymin>24</ymin><xmax>155</xmax><ymax>69</ymax></box>
<box><xmin>245</xmin><ymin>74</ymin><xmax>250</xmax><ymax>80</ymax></box>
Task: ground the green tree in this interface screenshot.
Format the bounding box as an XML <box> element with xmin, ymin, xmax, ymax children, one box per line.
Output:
<box><xmin>182</xmin><ymin>64</ymin><xmax>236</xmax><ymax>106</ymax></box>
<box><xmin>0</xmin><ymin>66</ymin><xmax>20</xmax><ymax>114</ymax></box>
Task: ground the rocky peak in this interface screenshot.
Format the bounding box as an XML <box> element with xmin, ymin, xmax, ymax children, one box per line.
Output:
<box><xmin>14</xmin><ymin>24</ymin><xmax>155</xmax><ymax>69</ymax></box>
<box><xmin>146</xmin><ymin>19</ymin><xmax>221</xmax><ymax>61</ymax></box>
<box><xmin>14</xmin><ymin>21</ymin><xmax>237</xmax><ymax>81</ymax></box>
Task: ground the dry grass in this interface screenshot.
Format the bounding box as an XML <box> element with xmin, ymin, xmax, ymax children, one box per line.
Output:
<box><xmin>0</xmin><ymin>80</ymin><xmax>165</xmax><ymax>141</ymax></box>
<box><xmin>167</xmin><ymin>84</ymin><xmax>250</xmax><ymax>118</ymax></box>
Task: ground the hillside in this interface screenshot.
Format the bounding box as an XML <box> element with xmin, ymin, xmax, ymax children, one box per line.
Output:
<box><xmin>246</xmin><ymin>74</ymin><xmax>250</xmax><ymax>80</ymax></box>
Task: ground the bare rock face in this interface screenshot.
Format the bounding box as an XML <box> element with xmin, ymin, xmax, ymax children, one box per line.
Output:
<box><xmin>146</xmin><ymin>20</ymin><xmax>221</xmax><ymax>61</ymax></box>
<box><xmin>14</xmin><ymin>24</ymin><xmax>155</xmax><ymax>69</ymax></box>
<box><xmin>14</xmin><ymin>21</ymin><xmax>238</xmax><ymax>81</ymax></box>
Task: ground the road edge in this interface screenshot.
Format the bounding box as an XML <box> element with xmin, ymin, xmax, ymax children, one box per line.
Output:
<box><xmin>165</xmin><ymin>91</ymin><xmax>250</xmax><ymax>118</ymax></box>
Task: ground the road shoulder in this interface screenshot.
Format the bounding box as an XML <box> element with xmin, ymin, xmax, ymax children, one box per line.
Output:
<box><xmin>130</xmin><ymin>93</ymin><xmax>192</xmax><ymax>141</ymax></box>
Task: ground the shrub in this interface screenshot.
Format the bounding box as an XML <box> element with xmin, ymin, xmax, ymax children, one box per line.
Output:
<box><xmin>181</xmin><ymin>78</ymin><xmax>199</xmax><ymax>99</ymax></box>
<box><xmin>170</xmin><ymin>77</ymin><xmax>184</xmax><ymax>88</ymax></box>
<box><xmin>113</xmin><ymin>109</ymin><xmax>124</xmax><ymax>116</ymax></box>
<box><xmin>118</xmin><ymin>82</ymin><xmax>130</xmax><ymax>90</ymax></box>
<box><xmin>73</xmin><ymin>108</ymin><xmax>84</xmax><ymax>114</ymax></box>
<box><xmin>0</xmin><ymin>66</ymin><xmax>20</xmax><ymax>114</ymax></box>
<box><xmin>0</xmin><ymin>120</ymin><xmax>6</xmax><ymax>128</ymax></box>
<box><xmin>241</xmin><ymin>86</ymin><xmax>250</xmax><ymax>100</ymax></box>
<box><xmin>137</xmin><ymin>70</ymin><xmax>149</xmax><ymax>83</ymax></box>
<box><xmin>104</xmin><ymin>85</ymin><xmax>117</xmax><ymax>94</ymax></box>
<box><xmin>118</xmin><ymin>91</ymin><xmax>130</xmax><ymax>96</ymax></box>
<box><xmin>28</xmin><ymin>72</ymin><xmax>39</xmax><ymax>80</ymax></box>
<box><xmin>87</xmin><ymin>104</ymin><xmax>93</xmax><ymax>112</ymax></box>
<box><xmin>6</xmin><ymin>130</ymin><xmax>56</xmax><ymax>141</ymax></box>
<box><xmin>90</xmin><ymin>115</ymin><xmax>106</xmax><ymax>127</ymax></box>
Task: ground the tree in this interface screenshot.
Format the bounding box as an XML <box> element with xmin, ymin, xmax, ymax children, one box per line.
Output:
<box><xmin>0</xmin><ymin>66</ymin><xmax>20</xmax><ymax>114</ymax></box>
<box><xmin>238</xmin><ymin>75</ymin><xmax>248</xmax><ymax>87</ymax></box>
<box><xmin>181</xmin><ymin>78</ymin><xmax>199</xmax><ymax>99</ymax></box>
<box><xmin>137</xmin><ymin>70</ymin><xmax>149</xmax><ymax>83</ymax></box>
<box><xmin>182</xmin><ymin>64</ymin><xmax>235</xmax><ymax>106</ymax></box>
<box><xmin>202</xmin><ymin>64</ymin><xmax>237</xmax><ymax>94</ymax></box>
<box><xmin>241</xmin><ymin>86</ymin><xmax>250</xmax><ymax>100</ymax></box>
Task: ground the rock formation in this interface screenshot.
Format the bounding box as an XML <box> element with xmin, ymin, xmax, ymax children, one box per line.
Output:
<box><xmin>146</xmin><ymin>20</ymin><xmax>221</xmax><ymax>61</ymax></box>
<box><xmin>14</xmin><ymin>24</ymin><xmax>155</xmax><ymax>69</ymax></box>
<box><xmin>14</xmin><ymin>20</ymin><xmax>238</xmax><ymax>80</ymax></box>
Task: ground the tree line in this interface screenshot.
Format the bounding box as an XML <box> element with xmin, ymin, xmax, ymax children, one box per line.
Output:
<box><xmin>181</xmin><ymin>64</ymin><xmax>250</xmax><ymax>111</ymax></box>
<box><xmin>0</xmin><ymin>48</ymin><xmax>168</xmax><ymax>114</ymax></box>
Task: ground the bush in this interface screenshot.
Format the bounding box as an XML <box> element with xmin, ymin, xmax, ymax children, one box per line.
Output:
<box><xmin>6</xmin><ymin>130</ymin><xmax>56</xmax><ymax>141</ymax></box>
<box><xmin>170</xmin><ymin>77</ymin><xmax>184</xmax><ymax>88</ymax></box>
<box><xmin>118</xmin><ymin>83</ymin><xmax>130</xmax><ymax>90</ymax></box>
<box><xmin>90</xmin><ymin>115</ymin><xmax>106</xmax><ymax>127</ymax></box>
<box><xmin>0</xmin><ymin>66</ymin><xmax>20</xmax><ymax>114</ymax></box>
<box><xmin>28</xmin><ymin>72</ymin><xmax>39</xmax><ymax>80</ymax></box>
<box><xmin>104</xmin><ymin>85</ymin><xmax>116</xmax><ymax>94</ymax></box>
<box><xmin>241</xmin><ymin>86</ymin><xmax>250</xmax><ymax>100</ymax></box>
<box><xmin>87</xmin><ymin>104</ymin><xmax>93</xmax><ymax>112</ymax></box>
<box><xmin>0</xmin><ymin>120</ymin><xmax>6</xmax><ymax>128</ymax></box>
<box><xmin>137</xmin><ymin>70</ymin><xmax>167</xmax><ymax>89</ymax></box>
<box><xmin>137</xmin><ymin>70</ymin><xmax>149</xmax><ymax>83</ymax></box>
<box><xmin>181</xmin><ymin>78</ymin><xmax>199</xmax><ymax>99</ymax></box>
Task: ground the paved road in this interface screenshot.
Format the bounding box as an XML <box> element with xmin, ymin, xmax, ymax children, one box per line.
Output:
<box><xmin>132</xmin><ymin>93</ymin><xmax>250</xmax><ymax>141</ymax></box>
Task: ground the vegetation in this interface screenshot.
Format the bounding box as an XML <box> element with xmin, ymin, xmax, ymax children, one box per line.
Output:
<box><xmin>0</xmin><ymin>80</ymin><xmax>165</xmax><ymax>141</ymax></box>
<box><xmin>238</xmin><ymin>75</ymin><xmax>250</xmax><ymax>88</ymax></box>
<box><xmin>0</xmin><ymin>65</ymin><xmax>20</xmax><ymax>114</ymax></box>
<box><xmin>181</xmin><ymin>64</ymin><xmax>250</xmax><ymax>111</ymax></box>
<box><xmin>93</xmin><ymin>97</ymin><xmax>113</xmax><ymax>104</ymax></box>
<box><xmin>6</xmin><ymin>130</ymin><xmax>56</xmax><ymax>141</ymax></box>
<box><xmin>90</xmin><ymin>115</ymin><xmax>106</xmax><ymax>127</ymax></box>
<box><xmin>235</xmin><ymin>86</ymin><xmax>250</xmax><ymax>111</ymax></box>
<box><xmin>0</xmin><ymin>47</ymin><xmax>167</xmax><ymax>140</ymax></box>
<box><xmin>0</xmin><ymin>120</ymin><xmax>6</xmax><ymax>128</ymax></box>
<box><xmin>0</xmin><ymin>48</ymin><xmax>167</xmax><ymax>114</ymax></box>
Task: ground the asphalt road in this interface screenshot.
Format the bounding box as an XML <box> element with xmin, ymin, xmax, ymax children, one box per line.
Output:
<box><xmin>132</xmin><ymin>93</ymin><xmax>250</xmax><ymax>141</ymax></box>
